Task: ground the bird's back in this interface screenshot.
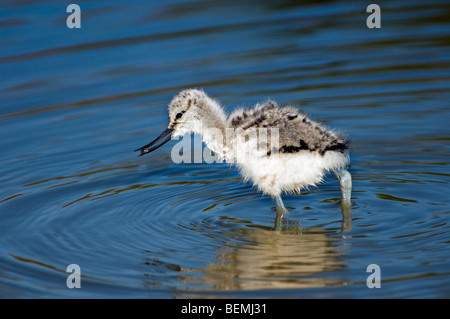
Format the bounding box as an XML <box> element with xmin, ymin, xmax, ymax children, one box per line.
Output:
<box><xmin>227</xmin><ymin>100</ymin><xmax>350</xmax><ymax>196</ymax></box>
<box><xmin>228</xmin><ymin>100</ymin><xmax>349</xmax><ymax>157</ymax></box>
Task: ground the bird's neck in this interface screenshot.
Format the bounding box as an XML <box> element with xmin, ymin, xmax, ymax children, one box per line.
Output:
<box><xmin>194</xmin><ymin>100</ymin><xmax>228</xmax><ymax>158</ymax></box>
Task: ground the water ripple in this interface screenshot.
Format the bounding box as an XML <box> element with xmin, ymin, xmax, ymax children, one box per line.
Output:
<box><xmin>1</xmin><ymin>0</ymin><xmax>449</xmax><ymax>298</ymax></box>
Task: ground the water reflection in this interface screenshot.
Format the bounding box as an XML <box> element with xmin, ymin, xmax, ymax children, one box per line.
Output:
<box><xmin>1</xmin><ymin>0</ymin><xmax>448</xmax><ymax>298</ymax></box>
<box><xmin>143</xmin><ymin>211</ymin><xmax>351</xmax><ymax>293</ymax></box>
<box><xmin>205</xmin><ymin>231</ymin><xmax>346</xmax><ymax>290</ymax></box>
<box><xmin>180</xmin><ymin>222</ymin><xmax>347</xmax><ymax>292</ymax></box>
<box><xmin>340</xmin><ymin>201</ymin><xmax>352</xmax><ymax>233</ymax></box>
<box><xmin>275</xmin><ymin>199</ymin><xmax>351</xmax><ymax>232</ymax></box>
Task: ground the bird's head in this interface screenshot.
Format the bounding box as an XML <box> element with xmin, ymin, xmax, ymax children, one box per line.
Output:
<box><xmin>135</xmin><ymin>89</ymin><xmax>210</xmax><ymax>156</ymax></box>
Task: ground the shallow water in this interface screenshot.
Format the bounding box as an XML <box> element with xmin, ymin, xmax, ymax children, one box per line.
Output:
<box><xmin>0</xmin><ymin>0</ymin><xmax>449</xmax><ymax>298</ymax></box>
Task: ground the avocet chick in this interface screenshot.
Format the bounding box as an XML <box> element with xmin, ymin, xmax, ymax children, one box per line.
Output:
<box><xmin>136</xmin><ymin>89</ymin><xmax>352</xmax><ymax>224</ymax></box>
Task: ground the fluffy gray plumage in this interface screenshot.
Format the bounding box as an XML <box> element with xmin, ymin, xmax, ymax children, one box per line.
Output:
<box><xmin>228</xmin><ymin>100</ymin><xmax>349</xmax><ymax>156</ymax></box>
<box><xmin>135</xmin><ymin>89</ymin><xmax>353</xmax><ymax>214</ymax></box>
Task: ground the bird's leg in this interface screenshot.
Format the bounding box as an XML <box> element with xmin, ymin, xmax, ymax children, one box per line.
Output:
<box><xmin>273</xmin><ymin>195</ymin><xmax>287</xmax><ymax>231</ymax></box>
<box><xmin>335</xmin><ymin>169</ymin><xmax>352</xmax><ymax>232</ymax></box>
<box><xmin>274</xmin><ymin>194</ymin><xmax>286</xmax><ymax>211</ymax></box>
<box><xmin>335</xmin><ymin>169</ymin><xmax>352</xmax><ymax>207</ymax></box>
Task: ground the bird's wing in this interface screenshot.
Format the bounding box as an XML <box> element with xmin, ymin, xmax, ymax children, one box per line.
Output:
<box><xmin>229</xmin><ymin>101</ymin><xmax>349</xmax><ymax>156</ymax></box>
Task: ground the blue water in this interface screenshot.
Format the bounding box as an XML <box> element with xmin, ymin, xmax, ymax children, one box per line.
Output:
<box><xmin>0</xmin><ymin>0</ymin><xmax>449</xmax><ymax>298</ymax></box>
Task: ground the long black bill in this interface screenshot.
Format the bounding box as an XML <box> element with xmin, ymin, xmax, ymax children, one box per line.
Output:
<box><xmin>135</xmin><ymin>127</ymin><xmax>174</xmax><ymax>156</ymax></box>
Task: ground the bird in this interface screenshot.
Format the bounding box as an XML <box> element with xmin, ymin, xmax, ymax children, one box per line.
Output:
<box><xmin>135</xmin><ymin>89</ymin><xmax>352</xmax><ymax>227</ymax></box>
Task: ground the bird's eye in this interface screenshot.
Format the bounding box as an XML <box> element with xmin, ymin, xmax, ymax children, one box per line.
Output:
<box><xmin>175</xmin><ymin>111</ymin><xmax>184</xmax><ymax>120</ymax></box>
